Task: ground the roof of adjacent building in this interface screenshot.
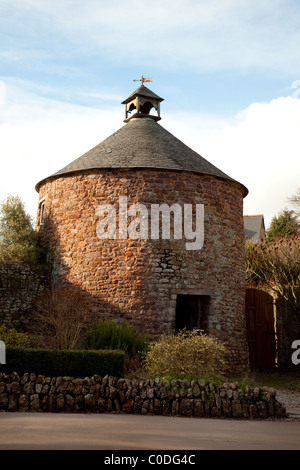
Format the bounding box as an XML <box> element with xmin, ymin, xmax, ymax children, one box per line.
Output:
<box><xmin>244</xmin><ymin>215</ymin><xmax>265</xmax><ymax>242</ymax></box>
<box><xmin>36</xmin><ymin>86</ymin><xmax>248</xmax><ymax>197</ymax></box>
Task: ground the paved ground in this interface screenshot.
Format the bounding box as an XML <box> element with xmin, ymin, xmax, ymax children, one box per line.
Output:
<box><xmin>275</xmin><ymin>389</ymin><xmax>300</xmax><ymax>420</ymax></box>
<box><xmin>0</xmin><ymin>412</ymin><xmax>299</xmax><ymax>450</ymax></box>
<box><xmin>1</xmin><ymin>388</ymin><xmax>299</xmax><ymax>451</ymax></box>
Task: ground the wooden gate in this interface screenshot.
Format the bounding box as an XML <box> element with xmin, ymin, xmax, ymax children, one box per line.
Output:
<box><xmin>245</xmin><ymin>288</ymin><xmax>276</xmax><ymax>370</ymax></box>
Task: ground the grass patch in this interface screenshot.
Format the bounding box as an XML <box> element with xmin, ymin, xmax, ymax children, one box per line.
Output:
<box><xmin>126</xmin><ymin>362</ymin><xmax>300</xmax><ymax>392</ymax></box>
<box><xmin>247</xmin><ymin>370</ymin><xmax>300</xmax><ymax>391</ymax></box>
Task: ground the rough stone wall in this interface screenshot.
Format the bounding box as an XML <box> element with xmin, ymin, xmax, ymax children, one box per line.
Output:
<box><xmin>37</xmin><ymin>168</ymin><xmax>249</xmax><ymax>372</ymax></box>
<box><xmin>0</xmin><ymin>372</ymin><xmax>286</xmax><ymax>418</ymax></box>
<box><xmin>0</xmin><ymin>262</ymin><xmax>49</xmax><ymax>328</ymax></box>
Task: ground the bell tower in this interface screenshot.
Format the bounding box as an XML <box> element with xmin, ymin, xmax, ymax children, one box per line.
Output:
<box><xmin>122</xmin><ymin>76</ymin><xmax>164</xmax><ymax>123</ymax></box>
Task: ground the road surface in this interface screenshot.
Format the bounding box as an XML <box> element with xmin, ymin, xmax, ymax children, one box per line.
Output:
<box><xmin>0</xmin><ymin>412</ymin><xmax>299</xmax><ymax>450</ymax></box>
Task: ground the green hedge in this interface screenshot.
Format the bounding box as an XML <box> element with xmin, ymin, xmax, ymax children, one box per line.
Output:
<box><xmin>0</xmin><ymin>347</ymin><xmax>126</xmax><ymax>378</ymax></box>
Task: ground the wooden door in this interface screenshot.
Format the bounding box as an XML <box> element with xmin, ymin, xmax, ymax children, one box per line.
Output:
<box><xmin>245</xmin><ymin>288</ymin><xmax>276</xmax><ymax>370</ymax></box>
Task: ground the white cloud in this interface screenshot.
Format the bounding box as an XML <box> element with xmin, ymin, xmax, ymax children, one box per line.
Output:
<box><xmin>164</xmin><ymin>95</ymin><xmax>300</xmax><ymax>228</ymax></box>
<box><xmin>290</xmin><ymin>80</ymin><xmax>300</xmax><ymax>98</ymax></box>
<box><xmin>2</xmin><ymin>0</ymin><xmax>300</xmax><ymax>74</ymax></box>
<box><xmin>0</xmin><ymin>78</ymin><xmax>122</xmax><ymax>221</ymax></box>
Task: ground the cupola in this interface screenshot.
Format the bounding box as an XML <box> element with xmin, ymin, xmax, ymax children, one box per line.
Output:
<box><xmin>122</xmin><ymin>76</ymin><xmax>164</xmax><ymax>123</ymax></box>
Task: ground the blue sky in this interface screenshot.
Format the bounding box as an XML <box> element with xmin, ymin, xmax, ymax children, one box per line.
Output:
<box><xmin>1</xmin><ymin>0</ymin><xmax>300</xmax><ymax>228</ymax></box>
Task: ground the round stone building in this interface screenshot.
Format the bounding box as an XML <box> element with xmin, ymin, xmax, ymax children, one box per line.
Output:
<box><xmin>36</xmin><ymin>83</ymin><xmax>249</xmax><ymax>371</ymax></box>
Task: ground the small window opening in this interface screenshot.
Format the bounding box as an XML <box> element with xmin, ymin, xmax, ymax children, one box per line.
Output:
<box><xmin>175</xmin><ymin>294</ymin><xmax>210</xmax><ymax>333</ymax></box>
<box><xmin>39</xmin><ymin>201</ymin><xmax>45</xmax><ymax>225</ymax></box>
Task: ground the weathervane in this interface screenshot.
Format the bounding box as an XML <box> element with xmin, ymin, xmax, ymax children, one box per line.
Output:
<box><xmin>133</xmin><ymin>76</ymin><xmax>152</xmax><ymax>85</ymax></box>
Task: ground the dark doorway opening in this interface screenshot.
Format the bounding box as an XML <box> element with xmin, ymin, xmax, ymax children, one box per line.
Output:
<box><xmin>175</xmin><ymin>295</ymin><xmax>210</xmax><ymax>332</ymax></box>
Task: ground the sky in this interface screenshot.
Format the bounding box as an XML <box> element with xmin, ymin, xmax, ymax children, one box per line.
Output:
<box><xmin>0</xmin><ymin>0</ymin><xmax>300</xmax><ymax>229</ymax></box>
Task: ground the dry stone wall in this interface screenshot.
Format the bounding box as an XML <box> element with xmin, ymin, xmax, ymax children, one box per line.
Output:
<box><xmin>0</xmin><ymin>372</ymin><xmax>286</xmax><ymax>419</ymax></box>
<box><xmin>0</xmin><ymin>262</ymin><xmax>49</xmax><ymax>328</ymax></box>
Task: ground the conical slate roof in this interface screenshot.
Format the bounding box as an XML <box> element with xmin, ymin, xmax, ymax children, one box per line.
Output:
<box><xmin>36</xmin><ymin>89</ymin><xmax>248</xmax><ymax>197</ymax></box>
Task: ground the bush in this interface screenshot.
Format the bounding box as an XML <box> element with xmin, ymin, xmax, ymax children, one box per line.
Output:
<box><xmin>143</xmin><ymin>329</ymin><xmax>228</xmax><ymax>379</ymax></box>
<box><xmin>0</xmin><ymin>347</ymin><xmax>126</xmax><ymax>378</ymax></box>
<box><xmin>0</xmin><ymin>325</ymin><xmax>31</xmax><ymax>348</ymax></box>
<box><xmin>0</xmin><ymin>195</ymin><xmax>41</xmax><ymax>264</ymax></box>
<box><xmin>84</xmin><ymin>319</ymin><xmax>149</xmax><ymax>358</ymax></box>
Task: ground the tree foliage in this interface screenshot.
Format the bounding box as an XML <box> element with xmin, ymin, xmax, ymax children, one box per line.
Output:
<box><xmin>0</xmin><ymin>195</ymin><xmax>40</xmax><ymax>263</ymax></box>
<box><xmin>266</xmin><ymin>209</ymin><xmax>299</xmax><ymax>242</ymax></box>
<box><xmin>0</xmin><ymin>325</ymin><xmax>31</xmax><ymax>348</ymax></box>
<box><xmin>245</xmin><ymin>235</ymin><xmax>300</xmax><ymax>321</ymax></box>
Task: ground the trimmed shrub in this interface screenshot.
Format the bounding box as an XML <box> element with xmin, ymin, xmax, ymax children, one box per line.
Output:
<box><xmin>84</xmin><ymin>320</ymin><xmax>149</xmax><ymax>358</ymax></box>
<box><xmin>143</xmin><ymin>329</ymin><xmax>228</xmax><ymax>379</ymax></box>
<box><xmin>0</xmin><ymin>347</ymin><xmax>126</xmax><ymax>378</ymax></box>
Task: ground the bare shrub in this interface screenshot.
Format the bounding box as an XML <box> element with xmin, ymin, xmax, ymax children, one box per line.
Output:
<box><xmin>31</xmin><ymin>286</ymin><xmax>89</xmax><ymax>350</ymax></box>
<box><xmin>246</xmin><ymin>235</ymin><xmax>300</xmax><ymax>321</ymax></box>
<box><xmin>143</xmin><ymin>329</ymin><xmax>228</xmax><ymax>379</ymax></box>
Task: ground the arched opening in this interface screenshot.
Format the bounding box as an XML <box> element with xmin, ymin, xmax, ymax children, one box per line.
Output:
<box><xmin>128</xmin><ymin>103</ymin><xmax>136</xmax><ymax>114</ymax></box>
<box><xmin>140</xmin><ymin>101</ymin><xmax>154</xmax><ymax>115</ymax></box>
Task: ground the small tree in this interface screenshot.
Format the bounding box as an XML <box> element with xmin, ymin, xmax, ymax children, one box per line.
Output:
<box><xmin>0</xmin><ymin>195</ymin><xmax>40</xmax><ymax>263</ymax></box>
<box><xmin>266</xmin><ymin>209</ymin><xmax>299</xmax><ymax>242</ymax></box>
